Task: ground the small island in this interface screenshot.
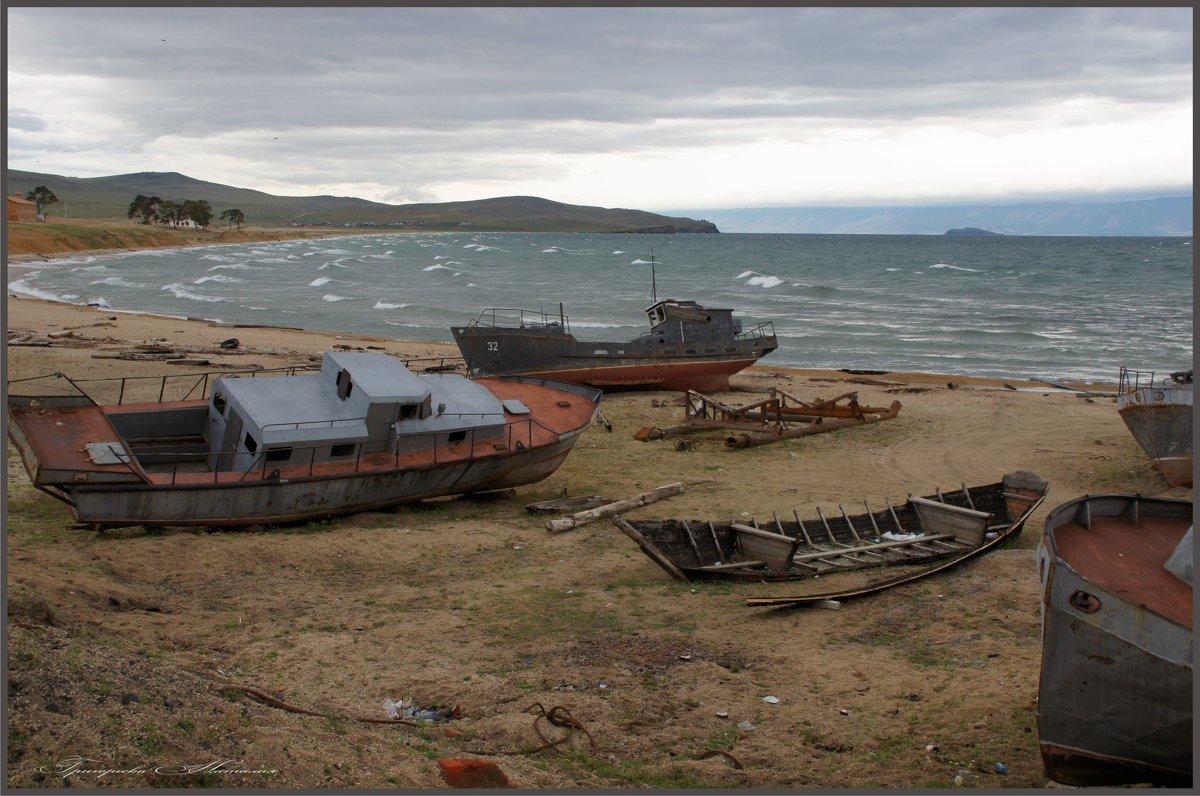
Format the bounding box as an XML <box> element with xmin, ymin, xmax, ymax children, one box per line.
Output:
<box><xmin>945</xmin><ymin>227</ymin><xmax>1002</xmax><ymax>237</ymax></box>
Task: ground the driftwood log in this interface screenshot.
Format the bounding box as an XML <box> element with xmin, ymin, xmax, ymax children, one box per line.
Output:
<box><xmin>545</xmin><ymin>483</ymin><xmax>684</xmax><ymax>533</ymax></box>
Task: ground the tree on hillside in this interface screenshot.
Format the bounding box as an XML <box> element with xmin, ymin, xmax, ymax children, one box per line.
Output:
<box><xmin>26</xmin><ymin>186</ymin><xmax>59</xmax><ymax>218</ymax></box>
<box><xmin>219</xmin><ymin>208</ymin><xmax>245</xmax><ymax>230</ymax></box>
<box><xmin>158</xmin><ymin>199</ymin><xmax>183</xmax><ymax>228</ymax></box>
<box><xmin>183</xmin><ymin>199</ymin><xmax>214</xmax><ymax>230</ymax></box>
<box><xmin>127</xmin><ymin>194</ymin><xmax>163</xmax><ymax>225</ymax></box>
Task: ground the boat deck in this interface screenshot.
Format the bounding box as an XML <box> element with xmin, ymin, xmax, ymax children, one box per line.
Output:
<box><xmin>10</xmin><ymin>376</ymin><xmax>598</xmax><ymax>487</ymax></box>
<box><xmin>9</xmin><ymin>403</ymin><xmax>148</xmax><ymax>482</ymax></box>
<box><xmin>1053</xmin><ymin>515</ymin><xmax>1192</xmax><ymax>628</ymax></box>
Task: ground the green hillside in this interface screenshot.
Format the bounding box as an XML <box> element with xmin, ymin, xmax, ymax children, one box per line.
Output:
<box><xmin>5</xmin><ymin>170</ymin><xmax>718</xmax><ymax>233</ymax></box>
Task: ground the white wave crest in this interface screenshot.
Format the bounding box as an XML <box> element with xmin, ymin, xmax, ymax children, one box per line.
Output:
<box><xmin>161</xmin><ymin>283</ymin><xmax>225</xmax><ymax>302</ymax></box>
<box><xmin>747</xmin><ymin>275</ymin><xmax>783</xmax><ymax>288</ymax></box>
<box><xmin>194</xmin><ymin>274</ymin><xmax>242</xmax><ymax>284</ymax></box>
<box><xmin>322</xmin><ymin>294</ymin><xmax>353</xmax><ymax>302</ymax></box>
<box><xmin>308</xmin><ymin>276</ymin><xmax>334</xmax><ymax>287</ymax></box>
<box><xmin>930</xmin><ymin>263</ymin><xmax>980</xmax><ymax>272</ymax></box>
<box><xmin>373</xmin><ymin>300</ymin><xmax>408</xmax><ymax>310</ymax></box>
<box><xmin>90</xmin><ymin>276</ymin><xmax>142</xmax><ymax>288</ymax></box>
<box><xmin>207</xmin><ymin>263</ymin><xmax>251</xmax><ymax>271</ymax></box>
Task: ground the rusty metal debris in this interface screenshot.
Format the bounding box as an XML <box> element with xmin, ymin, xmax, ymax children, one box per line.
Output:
<box><xmin>635</xmin><ymin>388</ymin><xmax>901</xmax><ymax>448</ymax></box>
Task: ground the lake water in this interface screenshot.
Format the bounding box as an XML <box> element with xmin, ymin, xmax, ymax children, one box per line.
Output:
<box><xmin>8</xmin><ymin>231</ymin><xmax>1193</xmax><ymax>384</ymax></box>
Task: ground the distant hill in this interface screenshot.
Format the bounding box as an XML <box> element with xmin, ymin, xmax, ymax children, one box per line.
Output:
<box><xmin>4</xmin><ymin>170</ymin><xmax>718</xmax><ymax>233</ymax></box>
<box><xmin>672</xmin><ymin>197</ymin><xmax>1193</xmax><ymax>236</ymax></box>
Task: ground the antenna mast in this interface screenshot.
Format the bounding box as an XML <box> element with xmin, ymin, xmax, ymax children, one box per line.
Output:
<box><xmin>650</xmin><ymin>250</ymin><xmax>657</xmax><ymax>303</ymax></box>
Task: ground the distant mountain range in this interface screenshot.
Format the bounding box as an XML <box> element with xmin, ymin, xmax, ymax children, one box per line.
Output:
<box><xmin>6</xmin><ymin>169</ymin><xmax>1190</xmax><ymax>236</ymax></box>
<box><xmin>4</xmin><ymin>170</ymin><xmax>717</xmax><ymax>233</ymax></box>
<box><xmin>669</xmin><ymin>197</ymin><xmax>1192</xmax><ymax>236</ymax></box>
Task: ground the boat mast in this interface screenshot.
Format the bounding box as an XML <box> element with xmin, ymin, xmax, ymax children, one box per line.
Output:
<box><xmin>650</xmin><ymin>250</ymin><xmax>657</xmax><ymax>304</ymax></box>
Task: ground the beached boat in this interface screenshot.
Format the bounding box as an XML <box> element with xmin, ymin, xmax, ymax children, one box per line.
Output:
<box><xmin>1036</xmin><ymin>493</ymin><xmax>1193</xmax><ymax>787</ymax></box>
<box><xmin>1116</xmin><ymin>366</ymin><xmax>1193</xmax><ymax>487</ymax></box>
<box><xmin>451</xmin><ymin>298</ymin><xmax>778</xmax><ymax>392</ymax></box>
<box><xmin>6</xmin><ymin>351</ymin><xmax>601</xmax><ymax>530</ymax></box>
<box><xmin>614</xmin><ymin>472</ymin><xmax>1048</xmax><ymax>596</ymax></box>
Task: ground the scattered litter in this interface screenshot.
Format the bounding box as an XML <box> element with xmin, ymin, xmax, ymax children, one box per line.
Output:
<box><xmin>925</xmin><ymin>743</ymin><xmax>939</xmax><ymax>753</ymax></box>
<box><xmin>382</xmin><ymin>697</ymin><xmax>460</xmax><ymax>722</ymax></box>
<box><xmin>762</xmin><ymin>695</ymin><xmax>780</xmax><ymax>704</ymax></box>
<box><xmin>838</xmin><ymin>708</ymin><xmax>849</xmax><ymax>716</ymax></box>
<box><xmin>715</xmin><ymin>710</ymin><xmax>729</xmax><ymax>718</ymax></box>
<box><xmin>437</xmin><ymin>758</ymin><xmax>513</xmax><ymax>789</ymax></box>
<box><xmin>736</xmin><ymin>720</ymin><xmax>756</xmax><ymax>731</ymax></box>
<box><xmin>994</xmin><ymin>762</ymin><xmax>1008</xmax><ymax>775</ymax></box>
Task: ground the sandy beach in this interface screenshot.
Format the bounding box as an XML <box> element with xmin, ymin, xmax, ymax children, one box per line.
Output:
<box><xmin>4</xmin><ymin>281</ymin><xmax>1189</xmax><ymax>789</ymax></box>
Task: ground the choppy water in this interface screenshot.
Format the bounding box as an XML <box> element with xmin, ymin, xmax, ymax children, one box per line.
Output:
<box><xmin>8</xmin><ymin>231</ymin><xmax>1193</xmax><ymax>384</ymax></box>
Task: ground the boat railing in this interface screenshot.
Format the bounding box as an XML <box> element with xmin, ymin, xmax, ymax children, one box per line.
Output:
<box><xmin>465</xmin><ymin>307</ymin><xmax>570</xmax><ymax>335</ymax></box>
<box><xmin>147</xmin><ymin>414</ymin><xmax>559</xmax><ymax>486</ymax></box>
<box><xmin>1118</xmin><ymin>366</ymin><xmax>1193</xmax><ymax>394</ymax></box>
<box><xmin>735</xmin><ymin>320</ymin><xmax>776</xmax><ymax>341</ymax></box>
<box><xmin>7</xmin><ymin>356</ymin><xmax>468</xmax><ymax>407</ymax></box>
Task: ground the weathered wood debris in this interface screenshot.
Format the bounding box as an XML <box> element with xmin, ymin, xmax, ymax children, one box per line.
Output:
<box><xmin>545</xmin><ymin>483</ymin><xmax>684</xmax><ymax>533</ymax></box>
<box><xmin>634</xmin><ymin>388</ymin><xmax>901</xmax><ymax>448</ymax></box>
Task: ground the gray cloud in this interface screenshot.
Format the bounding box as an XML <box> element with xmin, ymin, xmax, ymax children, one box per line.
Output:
<box><xmin>6</xmin><ymin>6</ymin><xmax>1192</xmax><ymax>206</ymax></box>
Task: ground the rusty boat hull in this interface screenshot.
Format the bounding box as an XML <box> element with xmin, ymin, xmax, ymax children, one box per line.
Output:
<box><xmin>7</xmin><ymin>361</ymin><xmax>601</xmax><ymax>530</ymax></box>
<box><xmin>1116</xmin><ymin>367</ymin><xmax>1193</xmax><ymax>487</ymax></box>
<box><xmin>1036</xmin><ymin>493</ymin><xmax>1193</xmax><ymax>787</ymax></box>
<box><xmin>452</xmin><ymin>300</ymin><xmax>777</xmax><ymax>392</ymax></box>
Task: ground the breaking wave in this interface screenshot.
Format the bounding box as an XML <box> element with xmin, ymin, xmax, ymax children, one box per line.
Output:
<box><xmin>161</xmin><ymin>283</ymin><xmax>225</xmax><ymax>302</ymax></box>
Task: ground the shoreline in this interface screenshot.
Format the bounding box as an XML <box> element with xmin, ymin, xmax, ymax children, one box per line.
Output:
<box><xmin>6</xmin><ymin>228</ymin><xmax>1120</xmax><ymax>391</ymax></box>
<box><xmin>5</xmin><ymin>293</ymin><xmax>1113</xmax><ymax>393</ymax></box>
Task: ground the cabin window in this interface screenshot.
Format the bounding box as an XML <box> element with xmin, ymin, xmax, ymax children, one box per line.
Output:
<box><xmin>593</xmin><ymin>349</ymin><xmax>608</xmax><ymax>355</ymax></box>
<box><xmin>330</xmin><ymin>443</ymin><xmax>356</xmax><ymax>458</ymax></box>
<box><xmin>399</xmin><ymin>403</ymin><xmax>420</xmax><ymax>420</ymax></box>
<box><xmin>266</xmin><ymin>447</ymin><xmax>292</xmax><ymax>462</ymax></box>
<box><xmin>705</xmin><ymin>348</ymin><xmax>716</xmax><ymax>354</ymax></box>
<box><xmin>211</xmin><ymin>391</ymin><xmax>227</xmax><ymax>414</ymax></box>
<box><xmin>726</xmin><ymin>347</ymin><xmax>736</xmax><ymax>353</ymax></box>
<box><xmin>244</xmin><ymin>433</ymin><xmax>258</xmax><ymax>453</ymax></box>
<box><xmin>336</xmin><ymin>368</ymin><xmax>354</xmax><ymax>400</ymax></box>
<box><xmin>685</xmin><ymin>349</ymin><xmax>697</xmax><ymax>354</ymax></box>
<box><xmin>448</xmin><ymin>430</ymin><xmax>467</xmax><ymax>443</ymax></box>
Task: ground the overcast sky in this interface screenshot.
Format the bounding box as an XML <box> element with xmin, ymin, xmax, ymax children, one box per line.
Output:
<box><xmin>6</xmin><ymin>6</ymin><xmax>1193</xmax><ymax>211</ymax></box>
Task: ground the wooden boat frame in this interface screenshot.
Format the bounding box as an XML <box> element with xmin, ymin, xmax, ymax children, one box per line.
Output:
<box><xmin>634</xmin><ymin>387</ymin><xmax>901</xmax><ymax>448</ymax></box>
<box><xmin>613</xmin><ymin>472</ymin><xmax>1048</xmax><ymax>605</ymax></box>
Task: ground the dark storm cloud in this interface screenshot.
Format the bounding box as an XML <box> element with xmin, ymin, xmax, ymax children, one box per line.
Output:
<box><xmin>6</xmin><ymin>6</ymin><xmax>1192</xmax><ymax>205</ymax></box>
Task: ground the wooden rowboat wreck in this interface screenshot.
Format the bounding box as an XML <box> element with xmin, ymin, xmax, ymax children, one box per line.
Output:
<box><xmin>7</xmin><ymin>351</ymin><xmax>601</xmax><ymax>530</ymax></box>
<box><xmin>614</xmin><ymin>472</ymin><xmax>1048</xmax><ymax>604</ymax></box>
<box><xmin>1036</xmin><ymin>493</ymin><xmax>1193</xmax><ymax>787</ymax></box>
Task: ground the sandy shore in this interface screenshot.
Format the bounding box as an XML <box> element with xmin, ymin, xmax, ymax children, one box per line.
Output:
<box><xmin>4</xmin><ymin>289</ymin><xmax>1188</xmax><ymax>789</ymax></box>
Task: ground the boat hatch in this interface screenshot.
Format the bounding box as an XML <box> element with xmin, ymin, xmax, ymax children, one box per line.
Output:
<box><xmin>85</xmin><ymin>441</ymin><xmax>132</xmax><ymax>465</ymax></box>
<box><xmin>502</xmin><ymin>399</ymin><xmax>530</xmax><ymax>415</ymax></box>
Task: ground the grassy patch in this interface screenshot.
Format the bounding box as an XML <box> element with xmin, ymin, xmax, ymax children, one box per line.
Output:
<box><xmin>473</xmin><ymin>585</ymin><xmax>627</xmax><ymax>646</ymax></box>
<box><xmin>549</xmin><ymin>749</ymin><xmax>729</xmax><ymax>788</ymax></box>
